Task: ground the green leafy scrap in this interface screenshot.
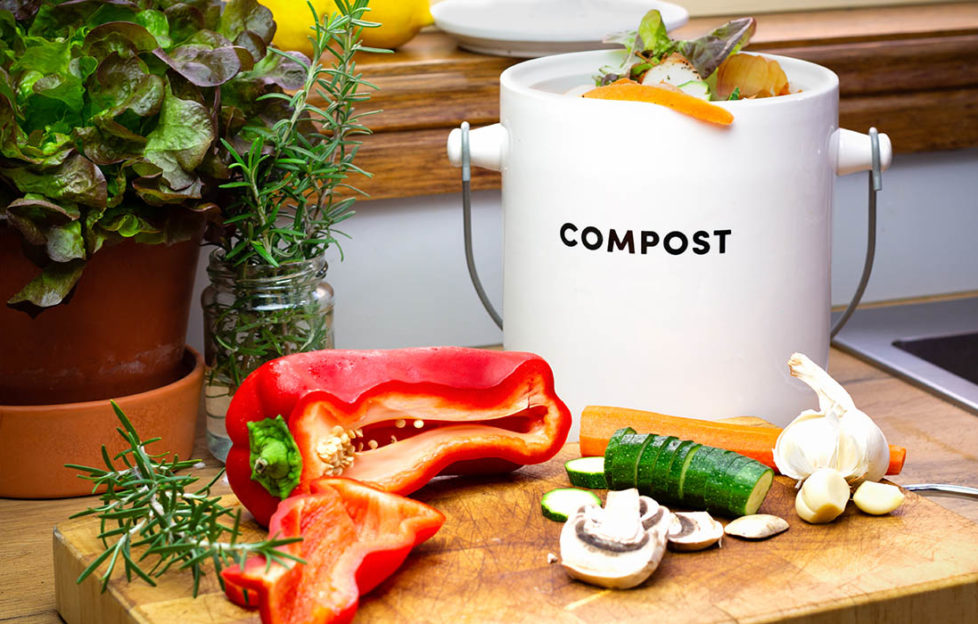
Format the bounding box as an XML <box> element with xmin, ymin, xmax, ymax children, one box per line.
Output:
<box><xmin>598</xmin><ymin>10</ymin><xmax>756</xmax><ymax>92</ymax></box>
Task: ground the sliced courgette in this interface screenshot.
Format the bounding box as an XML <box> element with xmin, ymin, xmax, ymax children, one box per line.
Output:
<box><xmin>661</xmin><ymin>440</ymin><xmax>697</xmax><ymax>503</ymax></box>
<box><xmin>636</xmin><ymin>435</ymin><xmax>668</xmax><ymax>496</ymax></box>
<box><xmin>672</xmin><ymin>442</ymin><xmax>703</xmax><ymax>504</ymax></box>
<box><xmin>648</xmin><ymin>436</ymin><xmax>682</xmax><ymax>500</ymax></box>
<box><xmin>603</xmin><ymin>434</ymin><xmax>775</xmax><ymax>517</ymax></box>
<box><xmin>705</xmin><ymin>451</ymin><xmax>747</xmax><ymax>515</ymax></box>
<box><xmin>604</xmin><ymin>427</ymin><xmax>636</xmax><ymax>460</ymax></box>
<box><xmin>602</xmin><ymin>427</ymin><xmax>637</xmax><ymax>489</ymax></box>
<box><xmin>565</xmin><ymin>456</ymin><xmax>608</xmax><ymax>489</ymax></box>
<box><xmin>682</xmin><ymin>445</ymin><xmax>724</xmax><ymax>510</ymax></box>
<box><xmin>723</xmin><ymin>456</ymin><xmax>775</xmax><ymax>516</ymax></box>
<box><xmin>607</xmin><ymin>433</ymin><xmax>651</xmax><ymax>490</ymax></box>
<box><xmin>541</xmin><ymin>487</ymin><xmax>602</xmax><ymax>522</ymax></box>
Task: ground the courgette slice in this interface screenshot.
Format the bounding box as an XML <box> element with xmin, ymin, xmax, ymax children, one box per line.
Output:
<box><xmin>724</xmin><ymin>456</ymin><xmax>775</xmax><ymax>516</ymax></box>
<box><xmin>636</xmin><ymin>435</ymin><xmax>668</xmax><ymax>496</ymax></box>
<box><xmin>607</xmin><ymin>433</ymin><xmax>651</xmax><ymax>490</ymax></box>
<box><xmin>565</xmin><ymin>456</ymin><xmax>608</xmax><ymax>489</ymax></box>
<box><xmin>541</xmin><ymin>488</ymin><xmax>602</xmax><ymax>522</ymax></box>
<box><xmin>663</xmin><ymin>440</ymin><xmax>697</xmax><ymax>504</ymax></box>
<box><xmin>601</xmin><ymin>427</ymin><xmax>637</xmax><ymax>489</ymax></box>
<box><xmin>604</xmin><ymin>427</ymin><xmax>636</xmax><ymax>462</ymax></box>
<box><xmin>648</xmin><ymin>436</ymin><xmax>682</xmax><ymax>500</ymax></box>
<box><xmin>682</xmin><ymin>445</ymin><xmax>723</xmax><ymax>510</ymax></box>
<box><xmin>673</xmin><ymin>442</ymin><xmax>703</xmax><ymax>504</ymax></box>
<box><xmin>705</xmin><ymin>451</ymin><xmax>749</xmax><ymax>516</ymax></box>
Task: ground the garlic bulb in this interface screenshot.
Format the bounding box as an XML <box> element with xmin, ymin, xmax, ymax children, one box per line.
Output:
<box><xmin>773</xmin><ymin>353</ymin><xmax>889</xmax><ymax>485</ymax></box>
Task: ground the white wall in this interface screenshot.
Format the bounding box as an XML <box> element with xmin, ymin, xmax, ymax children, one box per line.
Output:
<box><xmin>186</xmin><ymin>146</ymin><xmax>978</xmax><ymax>353</ymax></box>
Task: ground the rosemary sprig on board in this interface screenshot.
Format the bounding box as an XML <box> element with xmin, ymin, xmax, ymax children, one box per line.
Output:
<box><xmin>67</xmin><ymin>403</ymin><xmax>303</xmax><ymax>596</ymax></box>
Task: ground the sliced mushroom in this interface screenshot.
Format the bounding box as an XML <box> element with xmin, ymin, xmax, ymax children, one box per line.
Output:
<box><xmin>559</xmin><ymin>488</ymin><xmax>671</xmax><ymax>589</ymax></box>
<box><xmin>724</xmin><ymin>514</ymin><xmax>790</xmax><ymax>540</ymax></box>
<box><xmin>667</xmin><ymin>511</ymin><xmax>724</xmax><ymax>551</ymax></box>
<box><xmin>638</xmin><ymin>495</ymin><xmax>667</xmax><ymax>532</ymax></box>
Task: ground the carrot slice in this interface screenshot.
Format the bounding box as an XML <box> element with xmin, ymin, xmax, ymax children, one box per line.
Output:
<box><xmin>581</xmin><ymin>81</ymin><xmax>734</xmax><ymax>126</ymax></box>
<box><xmin>579</xmin><ymin>405</ymin><xmax>906</xmax><ymax>476</ymax></box>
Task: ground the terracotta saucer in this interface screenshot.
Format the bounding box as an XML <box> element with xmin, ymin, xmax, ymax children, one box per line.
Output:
<box><xmin>0</xmin><ymin>347</ymin><xmax>204</xmax><ymax>499</ymax></box>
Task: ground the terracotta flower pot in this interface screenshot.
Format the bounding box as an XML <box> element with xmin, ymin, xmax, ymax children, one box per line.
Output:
<box><xmin>0</xmin><ymin>225</ymin><xmax>201</xmax><ymax>405</ymax></box>
<box><xmin>0</xmin><ymin>347</ymin><xmax>204</xmax><ymax>499</ymax></box>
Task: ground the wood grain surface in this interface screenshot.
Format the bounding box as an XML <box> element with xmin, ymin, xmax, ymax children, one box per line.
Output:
<box><xmin>6</xmin><ymin>348</ymin><xmax>978</xmax><ymax>624</ymax></box>
<box><xmin>53</xmin><ymin>447</ymin><xmax>978</xmax><ymax>624</ymax></box>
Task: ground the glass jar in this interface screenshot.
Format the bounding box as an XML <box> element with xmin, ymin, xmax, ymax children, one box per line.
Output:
<box><xmin>201</xmin><ymin>251</ymin><xmax>334</xmax><ymax>462</ymax></box>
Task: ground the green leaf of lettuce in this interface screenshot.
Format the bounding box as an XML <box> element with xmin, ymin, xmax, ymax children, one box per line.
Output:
<box><xmin>0</xmin><ymin>0</ymin><xmax>41</xmax><ymax>21</ymax></box>
<box><xmin>143</xmin><ymin>85</ymin><xmax>215</xmax><ymax>190</ymax></box>
<box><xmin>153</xmin><ymin>42</ymin><xmax>254</xmax><ymax>87</ymax></box>
<box><xmin>676</xmin><ymin>17</ymin><xmax>756</xmax><ymax>79</ymax></box>
<box><xmin>7</xmin><ymin>258</ymin><xmax>86</xmax><ymax>309</ymax></box>
<box><xmin>3</xmin><ymin>194</ymin><xmax>81</xmax><ymax>246</ymax></box>
<box><xmin>45</xmin><ymin>218</ymin><xmax>85</xmax><ymax>262</ymax></box>
<box><xmin>2</xmin><ymin>153</ymin><xmax>108</xmax><ymax>207</ymax></box>
<box><xmin>219</xmin><ymin>0</ymin><xmax>275</xmax><ymax>47</ymax></box>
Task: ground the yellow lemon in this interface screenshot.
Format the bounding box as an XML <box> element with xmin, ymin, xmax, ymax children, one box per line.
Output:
<box><xmin>260</xmin><ymin>0</ymin><xmax>433</xmax><ymax>57</ymax></box>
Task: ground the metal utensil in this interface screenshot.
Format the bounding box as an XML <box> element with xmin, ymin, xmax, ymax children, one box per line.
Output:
<box><xmin>903</xmin><ymin>483</ymin><xmax>978</xmax><ymax>500</ymax></box>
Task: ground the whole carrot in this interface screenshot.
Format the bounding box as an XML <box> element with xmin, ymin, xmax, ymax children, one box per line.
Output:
<box><xmin>579</xmin><ymin>405</ymin><xmax>907</xmax><ymax>476</ymax></box>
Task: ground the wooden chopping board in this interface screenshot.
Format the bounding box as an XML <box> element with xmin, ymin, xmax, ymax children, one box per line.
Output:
<box><xmin>54</xmin><ymin>445</ymin><xmax>978</xmax><ymax>624</ymax></box>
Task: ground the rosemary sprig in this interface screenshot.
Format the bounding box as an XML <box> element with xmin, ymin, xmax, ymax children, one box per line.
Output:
<box><xmin>67</xmin><ymin>402</ymin><xmax>303</xmax><ymax>596</ymax></box>
<box><xmin>217</xmin><ymin>0</ymin><xmax>378</xmax><ymax>269</ymax></box>
<box><xmin>204</xmin><ymin>0</ymin><xmax>381</xmax><ymax>398</ymax></box>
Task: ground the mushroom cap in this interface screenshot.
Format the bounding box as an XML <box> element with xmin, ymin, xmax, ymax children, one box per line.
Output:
<box><xmin>559</xmin><ymin>489</ymin><xmax>672</xmax><ymax>589</ymax></box>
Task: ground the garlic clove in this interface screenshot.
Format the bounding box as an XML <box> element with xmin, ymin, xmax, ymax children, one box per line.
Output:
<box><xmin>852</xmin><ymin>481</ymin><xmax>904</xmax><ymax>515</ymax></box>
<box><xmin>724</xmin><ymin>514</ymin><xmax>789</xmax><ymax>540</ymax></box>
<box><xmin>795</xmin><ymin>468</ymin><xmax>849</xmax><ymax>524</ymax></box>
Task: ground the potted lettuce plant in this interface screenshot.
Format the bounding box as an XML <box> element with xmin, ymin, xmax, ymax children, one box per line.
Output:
<box><xmin>0</xmin><ymin>0</ymin><xmax>312</xmax><ymax>405</ymax></box>
<box><xmin>0</xmin><ymin>0</ymin><xmax>376</xmax><ymax>496</ymax></box>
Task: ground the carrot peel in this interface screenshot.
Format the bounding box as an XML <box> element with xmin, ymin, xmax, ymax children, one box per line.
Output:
<box><xmin>581</xmin><ymin>81</ymin><xmax>734</xmax><ymax>126</ymax></box>
<box><xmin>579</xmin><ymin>405</ymin><xmax>906</xmax><ymax>476</ymax></box>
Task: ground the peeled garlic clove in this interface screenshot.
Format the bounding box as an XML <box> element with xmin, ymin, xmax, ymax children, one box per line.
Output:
<box><xmin>795</xmin><ymin>468</ymin><xmax>850</xmax><ymax>524</ymax></box>
<box><xmin>724</xmin><ymin>514</ymin><xmax>789</xmax><ymax>540</ymax></box>
<box><xmin>852</xmin><ymin>481</ymin><xmax>905</xmax><ymax>515</ymax></box>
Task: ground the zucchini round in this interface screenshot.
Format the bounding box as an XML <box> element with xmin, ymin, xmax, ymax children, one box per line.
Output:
<box><xmin>541</xmin><ymin>488</ymin><xmax>602</xmax><ymax>522</ymax></box>
<box><xmin>565</xmin><ymin>456</ymin><xmax>608</xmax><ymax>489</ymax></box>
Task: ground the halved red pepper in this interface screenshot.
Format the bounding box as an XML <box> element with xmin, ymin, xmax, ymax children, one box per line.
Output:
<box><xmin>222</xmin><ymin>477</ymin><xmax>445</xmax><ymax>624</ymax></box>
<box><xmin>225</xmin><ymin>347</ymin><xmax>571</xmax><ymax>526</ymax></box>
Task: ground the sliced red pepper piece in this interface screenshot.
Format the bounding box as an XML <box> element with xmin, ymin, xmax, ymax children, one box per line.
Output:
<box><xmin>226</xmin><ymin>347</ymin><xmax>571</xmax><ymax>527</ymax></box>
<box><xmin>222</xmin><ymin>478</ymin><xmax>445</xmax><ymax>624</ymax></box>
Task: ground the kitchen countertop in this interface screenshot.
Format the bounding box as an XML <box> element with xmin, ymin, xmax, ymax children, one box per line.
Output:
<box><xmin>3</xmin><ymin>347</ymin><xmax>977</xmax><ymax>623</ymax></box>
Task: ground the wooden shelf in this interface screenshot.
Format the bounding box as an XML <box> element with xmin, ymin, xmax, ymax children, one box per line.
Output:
<box><xmin>344</xmin><ymin>3</ymin><xmax>978</xmax><ymax>200</ymax></box>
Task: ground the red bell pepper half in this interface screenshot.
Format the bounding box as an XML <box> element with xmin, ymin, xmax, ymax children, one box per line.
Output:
<box><xmin>225</xmin><ymin>347</ymin><xmax>571</xmax><ymax>526</ymax></box>
<box><xmin>222</xmin><ymin>477</ymin><xmax>445</xmax><ymax>624</ymax></box>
